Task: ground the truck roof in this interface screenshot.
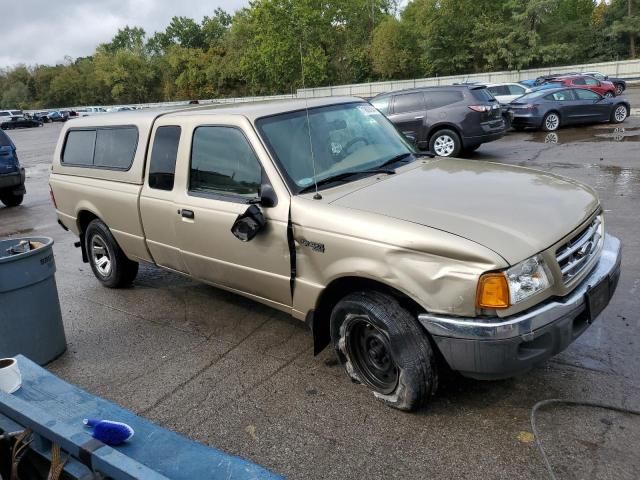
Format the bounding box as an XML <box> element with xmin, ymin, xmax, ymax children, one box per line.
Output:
<box><xmin>64</xmin><ymin>97</ymin><xmax>362</xmax><ymax>129</ymax></box>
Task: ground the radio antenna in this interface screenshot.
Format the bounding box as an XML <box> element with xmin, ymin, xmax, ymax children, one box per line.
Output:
<box><xmin>300</xmin><ymin>41</ymin><xmax>321</xmax><ymax>200</ymax></box>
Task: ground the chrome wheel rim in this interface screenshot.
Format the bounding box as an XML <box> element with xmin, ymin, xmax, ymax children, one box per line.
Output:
<box><xmin>615</xmin><ymin>86</ymin><xmax>623</xmax><ymax>96</ymax></box>
<box><xmin>91</xmin><ymin>235</ymin><xmax>111</xmax><ymax>277</ymax></box>
<box><xmin>605</xmin><ymin>92</ymin><xmax>613</xmax><ymax>98</ymax></box>
<box><xmin>614</xmin><ymin>106</ymin><xmax>627</xmax><ymax>122</ymax></box>
<box><xmin>433</xmin><ymin>135</ymin><xmax>455</xmax><ymax>156</ymax></box>
<box><xmin>545</xmin><ymin>114</ymin><xmax>559</xmax><ymax>131</ymax></box>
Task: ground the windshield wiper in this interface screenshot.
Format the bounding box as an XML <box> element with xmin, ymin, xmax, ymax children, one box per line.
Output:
<box><xmin>299</xmin><ymin>168</ymin><xmax>395</xmax><ymax>194</ymax></box>
<box><xmin>377</xmin><ymin>151</ymin><xmax>435</xmax><ymax>170</ymax></box>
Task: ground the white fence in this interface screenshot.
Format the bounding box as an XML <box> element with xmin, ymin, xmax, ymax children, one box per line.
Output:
<box><xmin>297</xmin><ymin>59</ymin><xmax>640</xmax><ymax>98</ymax></box>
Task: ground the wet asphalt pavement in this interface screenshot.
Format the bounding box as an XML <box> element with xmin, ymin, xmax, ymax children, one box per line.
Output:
<box><xmin>1</xmin><ymin>105</ymin><xmax>639</xmax><ymax>479</ymax></box>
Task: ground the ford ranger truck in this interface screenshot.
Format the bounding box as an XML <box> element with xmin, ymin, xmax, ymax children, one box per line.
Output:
<box><xmin>49</xmin><ymin>98</ymin><xmax>621</xmax><ymax>411</ymax></box>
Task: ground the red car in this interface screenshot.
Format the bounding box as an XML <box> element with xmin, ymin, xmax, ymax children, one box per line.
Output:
<box><xmin>551</xmin><ymin>75</ymin><xmax>616</xmax><ymax>97</ymax></box>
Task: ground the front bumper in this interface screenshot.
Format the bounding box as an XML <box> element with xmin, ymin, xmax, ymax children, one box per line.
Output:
<box><xmin>418</xmin><ymin>234</ymin><xmax>621</xmax><ymax>379</ymax></box>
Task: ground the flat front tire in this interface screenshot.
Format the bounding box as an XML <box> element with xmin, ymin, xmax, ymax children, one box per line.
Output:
<box><xmin>429</xmin><ymin>129</ymin><xmax>461</xmax><ymax>157</ymax></box>
<box><xmin>85</xmin><ymin>219</ymin><xmax>138</xmax><ymax>288</ymax></box>
<box><xmin>330</xmin><ymin>291</ymin><xmax>438</xmax><ymax>411</ymax></box>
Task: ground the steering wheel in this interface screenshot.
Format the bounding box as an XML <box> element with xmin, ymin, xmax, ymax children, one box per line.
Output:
<box><xmin>342</xmin><ymin>136</ymin><xmax>370</xmax><ymax>157</ymax></box>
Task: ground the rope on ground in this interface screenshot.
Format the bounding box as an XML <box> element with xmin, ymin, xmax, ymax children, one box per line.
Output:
<box><xmin>530</xmin><ymin>398</ymin><xmax>640</xmax><ymax>480</ymax></box>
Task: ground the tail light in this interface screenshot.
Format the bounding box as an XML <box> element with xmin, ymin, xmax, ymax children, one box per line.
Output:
<box><xmin>49</xmin><ymin>185</ymin><xmax>57</xmax><ymax>208</ymax></box>
<box><xmin>468</xmin><ymin>105</ymin><xmax>492</xmax><ymax>112</ymax></box>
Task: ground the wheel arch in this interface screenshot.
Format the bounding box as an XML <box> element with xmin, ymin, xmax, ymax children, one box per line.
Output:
<box><xmin>76</xmin><ymin>209</ymin><xmax>102</xmax><ymax>263</ymax></box>
<box><xmin>307</xmin><ymin>276</ymin><xmax>426</xmax><ymax>356</ymax></box>
<box><xmin>426</xmin><ymin>123</ymin><xmax>463</xmax><ymax>144</ymax></box>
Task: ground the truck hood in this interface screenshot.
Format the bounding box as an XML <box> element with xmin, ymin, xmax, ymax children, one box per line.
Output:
<box><xmin>330</xmin><ymin>158</ymin><xmax>599</xmax><ymax>264</ymax></box>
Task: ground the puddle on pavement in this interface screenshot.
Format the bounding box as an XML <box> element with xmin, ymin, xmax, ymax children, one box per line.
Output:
<box><xmin>537</xmin><ymin>162</ymin><xmax>640</xmax><ymax>197</ymax></box>
<box><xmin>525</xmin><ymin>125</ymin><xmax>640</xmax><ymax>144</ymax></box>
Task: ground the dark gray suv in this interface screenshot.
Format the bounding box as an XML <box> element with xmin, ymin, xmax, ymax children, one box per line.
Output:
<box><xmin>370</xmin><ymin>86</ymin><xmax>505</xmax><ymax>156</ymax></box>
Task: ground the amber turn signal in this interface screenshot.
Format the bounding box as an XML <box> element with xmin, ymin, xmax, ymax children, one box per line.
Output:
<box><xmin>477</xmin><ymin>273</ymin><xmax>510</xmax><ymax>309</ymax></box>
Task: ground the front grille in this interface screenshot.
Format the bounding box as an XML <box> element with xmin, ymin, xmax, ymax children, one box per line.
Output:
<box><xmin>555</xmin><ymin>215</ymin><xmax>603</xmax><ymax>284</ymax></box>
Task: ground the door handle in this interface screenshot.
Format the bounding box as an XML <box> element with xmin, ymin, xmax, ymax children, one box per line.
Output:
<box><xmin>180</xmin><ymin>209</ymin><xmax>195</xmax><ymax>219</ymax></box>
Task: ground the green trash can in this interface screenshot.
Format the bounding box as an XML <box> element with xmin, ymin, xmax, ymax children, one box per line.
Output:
<box><xmin>0</xmin><ymin>237</ymin><xmax>66</xmax><ymax>364</ymax></box>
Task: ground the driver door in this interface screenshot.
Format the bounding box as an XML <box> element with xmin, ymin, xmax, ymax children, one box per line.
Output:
<box><xmin>174</xmin><ymin>119</ymin><xmax>292</xmax><ymax>308</ymax></box>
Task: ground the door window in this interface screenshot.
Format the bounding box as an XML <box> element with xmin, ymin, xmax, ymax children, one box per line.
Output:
<box><xmin>544</xmin><ymin>90</ymin><xmax>574</xmax><ymax>101</ymax></box>
<box><xmin>488</xmin><ymin>85</ymin><xmax>510</xmax><ymax>96</ymax></box>
<box><xmin>149</xmin><ymin>126</ymin><xmax>181</xmax><ymax>190</ymax></box>
<box><xmin>427</xmin><ymin>91</ymin><xmax>465</xmax><ymax>108</ymax></box>
<box><xmin>392</xmin><ymin>93</ymin><xmax>425</xmax><ymax>113</ymax></box>
<box><xmin>573</xmin><ymin>89</ymin><xmax>601</xmax><ymax>101</ymax></box>
<box><xmin>584</xmin><ymin>77</ymin><xmax>599</xmax><ymax>86</ymax></box>
<box><xmin>571</xmin><ymin>78</ymin><xmax>586</xmax><ymax>85</ymax></box>
<box><xmin>190</xmin><ymin>126</ymin><xmax>262</xmax><ymax>199</ymax></box>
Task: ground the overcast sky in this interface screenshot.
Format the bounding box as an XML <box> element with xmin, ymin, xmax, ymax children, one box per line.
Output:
<box><xmin>1</xmin><ymin>0</ymin><xmax>249</xmax><ymax>68</ymax></box>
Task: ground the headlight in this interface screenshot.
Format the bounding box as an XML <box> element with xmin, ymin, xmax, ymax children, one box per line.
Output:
<box><xmin>477</xmin><ymin>254</ymin><xmax>553</xmax><ymax>309</ymax></box>
<box><xmin>506</xmin><ymin>254</ymin><xmax>553</xmax><ymax>304</ymax></box>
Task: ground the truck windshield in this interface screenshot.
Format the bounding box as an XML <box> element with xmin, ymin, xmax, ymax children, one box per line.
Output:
<box><xmin>256</xmin><ymin>102</ymin><xmax>414</xmax><ymax>193</ymax></box>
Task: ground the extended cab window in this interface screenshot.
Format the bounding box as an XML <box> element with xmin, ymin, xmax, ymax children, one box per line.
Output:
<box><xmin>189</xmin><ymin>126</ymin><xmax>261</xmax><ymax>199</ymax></box>
<box><xmin>149</xmin><ymin>126</ymin><xmax>181</xmax><ymax>191</ymax></box>
<box><xmin>62</xmin><ymin>126</ymin><xmax>137</xmax><ymax>169</ymax></box>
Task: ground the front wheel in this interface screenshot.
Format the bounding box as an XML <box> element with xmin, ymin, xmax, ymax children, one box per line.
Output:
<box><xmin>610</xmin><ymin>104</ymin><xmax>628</xmax><ymax>124</ymax></box>
<box><xmin>0</xmin><ymin>193</ymin><xmax>24</xmax><ymax>207</ymax></box>
<box><xmin>542</xmin><ymin>112</ymin><xmax>560</xmax><ymax>132</ymax></box>
<box><xmin>604</xmin><ymin>91</ymin><xmax>614</xmax><ymax>98</ymax></box>
<box><xmin>85</xmin><ymin>219</ymin><xmax>138</xmax><ymax>288</ymax></box>
<box><xmin>615</xmin><ymin>84</ymin><xmax>624</xmax><ymax>96</ymax></box>
<box><xmin>429</xmin><ymin>129</ymin><xmax>461</xmax><ymax>157</ymax></box>
<box><xmin>330</xmin><ymin>291</ymin><xmax>438</xmax><ymax>411</ymax></box>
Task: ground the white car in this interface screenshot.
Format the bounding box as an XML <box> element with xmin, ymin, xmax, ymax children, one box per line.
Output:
<box><xmin>76</xmin><ymin>106</ymin><xmax>108</xmax><ymax>117</ymax></box>
<box><xmin>485</xmin><ymin>83</ymin><xmax>532</xmax><ymax>104</ymax></box>
<box><xmin>0</xmin><ymin>110</ymin><xmax>24</xmax><ymax>122</ymax></box>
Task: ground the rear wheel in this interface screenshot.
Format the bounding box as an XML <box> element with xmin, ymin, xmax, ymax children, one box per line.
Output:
<box><xmin>85</xmin><ymin>219</ymin><xmax>138</xmax><ymax>288</ymax></box>
<box><xmin>542</xmin><ymin>112</ymin><xmax>560</xmax><ymax>132</ymax></box>
<box><xmin>0</xmin><ymin>193</ymin><xmax>24</xmax><ymax>207</ymax></box>
<box><xmin>610</xmin><ymin>104</ymin><xmax>628</xmax><ymax>124</ymax></box>
<box><xmin>330</xmin><ymin>291</ymin><xmax>438</xmax><ymax>411</ymax></box>
<box><xmin>429</xmin><ymin>129</ymin><xmax>461</xmax><ymax>157</ymax></box>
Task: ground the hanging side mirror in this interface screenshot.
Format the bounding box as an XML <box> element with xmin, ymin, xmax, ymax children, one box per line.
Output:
<box><xmin>231</xmin><ymin>204</ymin><xmax>266</xmax><ymax>242</ymax></box>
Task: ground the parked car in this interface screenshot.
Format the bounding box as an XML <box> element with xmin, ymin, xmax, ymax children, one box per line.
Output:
<box><xmin>47</xmin><ymin>111</ymin><xmax>68</xmax><ymax>122</ymax></box>
<box><xmin>34</xmin><ymin>111</ymin><xmax>51</xmax><ymax>123</ymax></box>
<box><xmin>507</xmin><ymin>87</ymin><xmax>630</xmax><ymax>131</ymax></box>
<box><xmin>50</xmin><ymin>98</ymin><xmax>621</xmax><ymax>410</ymax></box>
<box><xmin>485</xmin><ymin>83</ymin><xmax>532</xmax><ymax>104</ymax></box>
<box><xmin>0</xmin><ymin>129</ymin><xmax>25</xmax><ymax>207</ymax></box>
<box><xmin>550</xmin><ymin>75</ymin><xmax>617</xmax><ymax>97</ymax></box>
<box><xmin>1</xmin><ymin>116</ymin><xmax>43</xmax><ymax>129</ymax></box>
<box><xmin>581</xmin><ymin>71</ymin><xmax>626</xmax><ymax>96</ymax></box>
<box><xmin>0</xmin><ymin>110</ymin><xmax>24</xmax><ymax>123</ymax></box>
<box><xmin>76</xmin><ymin>106</ymin><xmax>108</xmax><ymax>117</ymax></box>
<box><xmin>370</xmin><ymin>85</ymin><xmax>505</xmax><ymax>156</ymax></box>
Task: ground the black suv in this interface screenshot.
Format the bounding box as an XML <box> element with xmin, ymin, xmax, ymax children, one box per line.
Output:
<box><xmin>370</xmin><ymin>85</ymin><xmax>505</xmax><ymax>156</ymax></box>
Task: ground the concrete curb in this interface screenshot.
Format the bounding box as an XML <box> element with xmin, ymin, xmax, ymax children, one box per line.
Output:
<box><xmin>631</xmin><ymin>108</ymin><xmax>640</xmax><ymax>116</ymax></box>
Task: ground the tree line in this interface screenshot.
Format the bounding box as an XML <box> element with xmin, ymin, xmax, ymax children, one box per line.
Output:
<box><xmin>1</xmin><ymin>0</ymin><xmax>638</xmax><ymax>109</ymax></box>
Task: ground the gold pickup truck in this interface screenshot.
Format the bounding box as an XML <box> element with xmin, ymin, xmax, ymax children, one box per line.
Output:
<box><xmin>49</xmin><ymin>98</ymin><xmax>621</xmax><ymax>410</ymax></box>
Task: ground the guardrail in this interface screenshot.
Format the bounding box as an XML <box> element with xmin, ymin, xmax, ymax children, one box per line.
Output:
<box><xmin>297</xmin><ymin>59</ymin><xmax>640</xmax><ymax>98</ymax></box>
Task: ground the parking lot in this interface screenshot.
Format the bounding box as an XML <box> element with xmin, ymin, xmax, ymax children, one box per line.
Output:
<box><xmin>1</xmin><ymin>104</ymin><xmax>640</xmax><ymax>479</ymax></box>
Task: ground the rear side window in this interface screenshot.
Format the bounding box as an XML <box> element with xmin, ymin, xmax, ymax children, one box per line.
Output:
<box><xmin>584</xmin><ymin>77</ymin><xmax>599</xmax><ymax>86</ymax></box>
<box><xmin>427</xmin><ymin>91</ymin><xmax>464</xmax><ymax>109</ymax></box>
<box><xmin>190</xmin><ymin>126</ymin><xmax>262</xmax><ymax>199</ymax></box>
<box><xmin>508</xmin><ymin>84</ymin><xmax>526</xmax><ymax>95</ymax></box>
<box><xmin>544</xmin><ymin>90</ymin><xmax>574</xmax><ymax>101</ymax></box>
<box><xmin>149</xmin><ymin>126</ymin><xmax>181</xmax><ymax>191</ymax></box>
<box><xmin>62</xmin><ymin>126</ymin><xmax>138</xmax><ymax>170</ymax></box>
<box><xmin>62</xmin><ymin>130</ymin><xmax>96</xmax><ymax>166</ymax></box>
<box><xmin>94</xmin><ymin>127</ymin><xmax>138</xmax><ymax>169</ymax></box>
<box><xmin>572</xmin><ymin>78</ymin><xmax>586</xmax><ymax>85</ymax></box>
<box><xmin>574</xmin><ymin>89</ymin><xmax>600</xmax><ymax>100</ymax></box>
<box><xmin>393</xmin><ymin>93</ymin><xmax>425</xmax><ymax>113</ymax></box>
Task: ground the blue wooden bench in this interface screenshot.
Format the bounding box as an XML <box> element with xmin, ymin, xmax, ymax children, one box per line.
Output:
<box><xmin>0</xmin><ymin>355</ymin><xmax>282</xmax><ymax>479</ymax></box>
